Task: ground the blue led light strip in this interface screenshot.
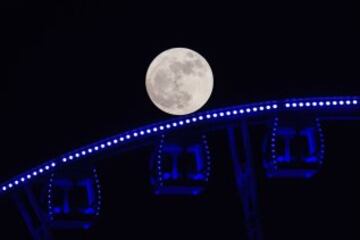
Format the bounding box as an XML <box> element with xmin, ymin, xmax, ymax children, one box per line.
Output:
<box><xmin>1</xmin><ymin>96</ymin><xmax>359</xmax><ymax>195</ymax></box>
<box><xmin>202</xmin><ymin>134</ymin><xmax>211</xmax><ymax>182</ymax></box>
<box><xmin>156</xmin><ymin>135</ymin><xmax>165</xmax><ymax>187</ymax></box>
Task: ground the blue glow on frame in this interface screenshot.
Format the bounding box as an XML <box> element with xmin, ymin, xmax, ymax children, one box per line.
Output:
<box><xmin>0</xmin><ymin>96</ymin><xmax>359</xmax><ymax>194</ymax></box>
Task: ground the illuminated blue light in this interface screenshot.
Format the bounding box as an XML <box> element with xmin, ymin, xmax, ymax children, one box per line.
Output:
<box><xmin>159</xmin><ymin>126</ymin><xmax>164</xmax><ymax>130</ymax></box>
<box><xmin>119</xmin><ymin>137</ymin><xmax>124</xmax><ymax>142</ymax></box>
<box><xmin>8</xmin><ymin>183</ymin><xmax>13</xmax><ymax>188</ymax></box>
<box><xmin>21</xmin><ymin>177</ymin><xmax>25</xmax><ymax>182</ymax></box>
<box><xmin>27</xmin><ymin>174</ymin><xmax>31</xmax><ymax>179</ymax></box>
<box><xmin>51</xmin><ymin>163</ymin><xmax>56</xmax><ymax>167</ymax></box>
<box><xmin>45</xmin><ymin>165</ymin><xmax>50</xmax><ymax>170</ymax></box>
<box><xmin>166</xmin><ymin>124</ymin><xmax>171</xmax><ymax>129</ymax></box>
<box><xmin>239</xmin><ymin>109</ymin><xmax>244</xmax><ymax>114</ymax></box>
<box><xmin>2</xmin><ymin>186</ymin><xmax>6</xmax><ymax>191</ymax></box>
<box><xmin>33</xmin><ymin>171</ymin><xmax>37</xmax><ymax>176</ymax></box>
<box><xmin>146</xmin><ymin>129</ymin><xmax>151</xmax><ymax>133</ymax></box>
<box><xmin>198</xmin><ymin>116</ymin><xmax>204</xmax><ymax>120</ymax></box>
<box><xmin>153</xmin><ymin>127</ymin><xmax>158</xmax><ymax>132</ymax></box>
<box><xmin>126</xmin><ymin>135</ymin><xmax>131</xmax><ymax>139</ymax></box>
<box><xmin>2</xmin><ymin>96</ymin><xmax>359</xmax><ymax>196</ymax></box>
<box><xmin>185</xmin><ymin>119</ymin><xmax>191</xmax><ymax>123</ymax></box>
<box><xmin>39</xmin><ymin>168</ymin><xmax>43</xmax><ymax>173</ymax></box>
<box><xmin>192</xmin><ymin>117</ymin><xmax>197</xmax><ymax>122</ymax></box>
<box><xmin>75</xmin><ymin>153</ymin><xmax>80</xmax><ymax>158</ymax></box>
<box><xmin>232</xmin><ymin>110</ymin><xmax>238</xmax><ymax>114</ymax></box>
<box><xmin>15</xmin><ymin>180</ymin><xmax>19</xmax><ymax>185</ymax></box>
<box><xmin>172</xmin><ymin>122</ymin><xmax>177</xmax><ymax>127</ymax></box>
<box><xmin>133</xmin><ymin>132</ymin><xmax>138</xmax><ymax>137</ymax></box>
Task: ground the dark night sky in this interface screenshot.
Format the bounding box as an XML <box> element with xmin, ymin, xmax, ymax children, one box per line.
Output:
<box><xmin>0</xmin><ymin>1</ymin><xmax>359</xmax><ymax>239</ymax></box>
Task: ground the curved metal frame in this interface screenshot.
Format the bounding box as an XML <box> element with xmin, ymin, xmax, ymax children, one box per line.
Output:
<box><xmin>1</xmin><ymin>96</ymin><xmax>359</xmax><ymax>196</ymax></box>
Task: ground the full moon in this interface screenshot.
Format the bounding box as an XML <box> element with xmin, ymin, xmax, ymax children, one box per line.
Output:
<box><xmin>145</xmin><ymin>48</ymin><xmax>214</xmax><ymax>115</ymax></box>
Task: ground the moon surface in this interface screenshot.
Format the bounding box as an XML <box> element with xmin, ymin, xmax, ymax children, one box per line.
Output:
<box><xmin>145</xmin><ymin>48</ymin><xmax>214</xmax><ymax>115</ymax></box>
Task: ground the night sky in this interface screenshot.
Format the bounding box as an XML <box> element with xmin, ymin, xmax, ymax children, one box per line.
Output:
<box><xmin>0</xmin><ymin>1</ymin><xmax>358</xmax><ymax>239</ymax></box>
